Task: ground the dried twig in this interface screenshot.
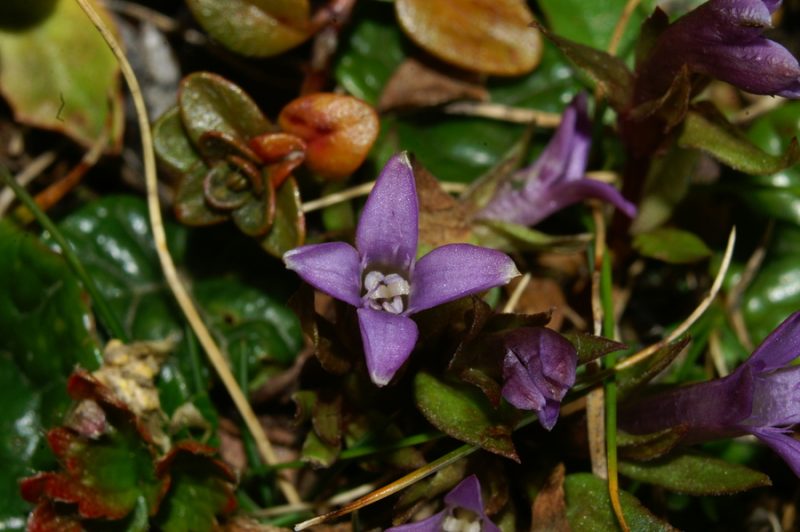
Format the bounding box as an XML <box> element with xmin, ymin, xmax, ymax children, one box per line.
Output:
<box><xmin>443</xmin><ymin>101</ymin><xmax>561</xmax><ymax>127</ymax></box>
<box><xmin>75</xmin><ymin>0</ymin><xmax>301</xmax><ymax>505</ymax></box>
<box><xmin>0</xmin><ymin>151</ymin><xmax>57</xmax><ymax>216</ymax></box>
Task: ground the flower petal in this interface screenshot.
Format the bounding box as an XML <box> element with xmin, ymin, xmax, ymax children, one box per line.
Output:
<box><xmin>544</xmin><ymin>179</ymin><xmax>637</xmax><ymax>220</ymax></box>
<box><xmin>355</xmin><ymin>152</ymin><xmax>419</xmax><ymax>271</ymax></box>
<box><xmin>283</xmin><ymin>242</ymin><xmax>362</xmax><ymax>306</ymax></box>
<box><xmin>502</xmin><ymin>349</ymin><xmax>546</xmax><ymax>411</ymax></box>
<box><xmin>444</xmin><ymin>475</ymin><xmax>501</xmax><ymax>532</ymax></box>
<box><xmin>407</xmin><ymin>244</ymin><xmax>519</xmax><ymax>313</ymax></box>
<box><xmin>751</xmin><ymin>427</ymin><xmax>800</xmax><ymax>477</ymax></box>
<box><xmin>357</xmin><ymin>308</ymin><xmax>418</xmax><ymax>386</ymax></box>
<box><xmin>747</xmin><ymin>365</ymin><xmax>800</xmax><ymax>427</ymax></box>
<box><xmin>385</xmin><ymin>510</ymin><xmax>447</xmax><ymax>532</ymax></box>
<box><xmin>747</xmin><ymin>311</ymin><xmax>800</xmax><ymax>372</ymax></box>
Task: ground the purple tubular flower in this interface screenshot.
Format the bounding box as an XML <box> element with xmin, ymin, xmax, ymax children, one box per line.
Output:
<box><xmin>284</xmin><ymin>153</ymin><xmax>520</xmax><ymax>386</ymax></box>
<box><xmin>620</xmin><ymin>311</ymin><xmax>800</xmax><ymax>476</ymax></box>
<box><xmin>501</xmin><ymin>327</ymin><xmax>578</xmax><ymax>430</ymax></box>
<box><xmin>387</xmin><ymin>474</ymin><xmax>500</xmax><ymax>532</ymax></box>
<box><xmin>637</xmin><ymin>0</ymin><xmax>800</xmax><ymax>101</ymax></box>
<box><xmin>477</xmin><ymin>94</ymin><xmax>636</xmax><ymax>227</ymax></box>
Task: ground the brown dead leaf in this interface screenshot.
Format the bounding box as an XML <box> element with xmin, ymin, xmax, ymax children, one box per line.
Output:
<box><xmin>413</xmin><ymin>159</ymin><xmax>473</xmax><ymax>250</ymax></box>
<box><xmin>379</xmin><ymin>57</ymin><xmax>489</xmax><ymax>112</ymax></box>
<box><xmin>508</xmin><ymin>276</ymin><xmax>566</xmax><ymax>331</ymax></box>
<box><xmin>531</xmin><ymin>463</ymin><xmax>570</xmax><ymax>532</ymax></box>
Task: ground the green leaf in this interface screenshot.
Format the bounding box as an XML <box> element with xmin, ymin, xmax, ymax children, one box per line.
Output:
<box><xmin>633</xmin><ymin>228</ymin><xmax>712</xmax><ymax>264</ymax></box>
<box><xmin>55</xmin><ymin>196</ymin><xmax>302</xmax><ymax>413</ymax></box>
<box><xmin>153</xmin><ymin>107</ymin><xmax>206</xmax><ymax>178</ymax></box>
<box><xmin>380</xmin><ymin>116</ymin><xmax>526</xmax><ymax>184</ymax></box>
<box><xmin>179</xmin><ymin>72</ymin><xmax>271</xmax><ymax>145</ymax></box>
<box><xmin>537</xmin><ymin>25</ymin><xmax>633</xmax><ymax>111</ymax></box>
<box><xmin>186</xmin><ymin>0</ymin><xmax>311</xmax><ymax>57</ymax></box>
<box><xmin>617</xmin><ymin>336</ymin><xmax>691</xmax><ymax>396</ymax></box>
<box><xmin>154</xmin><ymin>444</ymin><xmax>236</xmax><ymax>531</ymax></box>
<box><xmin>619</xmin><ymin>452</ymin><xmax>771</xmax><ymax>495</ymax></box>
<box><xmin>679</xmin><ymin>107</ymin><xmax>800</xmax><ymax>175</ymax></box>
<box><xmin>0</xmin><ymin>0</ymin><xmax>123</xmax><ymax>149</ymax></box>
<box><xmin>413</xmin><ymin>372</ymin><xmax>518</xmax><ymax>461</ymax></box>
<box><xmin>539</xmin><ymin>0</ymin><xmax>650</xmax><ymax>57</ymax></box>
<box><xmin>260</xmin><ymin>177</ymin><xmax>306</xmax><ymax>257</ymax></box>
<box><xmin>564</xmin><ymin>473</ymin><xmax>674</xmax><ymax>531</ymax></box>
<box><xmin>488</xmin><ymin>42</ymin><xmax>583</xmax><ymax>112</ymax></box>
<box><xmin>563</xmin><ymin>332</ymin><xmax>627</xmax><ymax>365</ymax></box>
<box><xmin>474</xmin><ymin>219</ymin><xmax>592</xmax><ymax>253</ymax></box>
<box><xmin>333</xmin><ymin>2</ymin><xmax>410</xmax><ymax>105</ymax></box>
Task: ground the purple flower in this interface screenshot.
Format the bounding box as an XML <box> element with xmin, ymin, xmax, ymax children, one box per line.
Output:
<box><xmin>477</xmin><ymin>94</ymin><xmax>636</xmax><ymax>227</ymax></box>
<box><xmin>284</xmin><ymin>153</ymin><xmax>519</xmax><ymax>386</ymax></box>
<box><xmin>387</xmin><ymin>474</ymin><xmax>500</xmax><ymax>532</ymax></box>
<box><xmin>620</xmin><ymin>311</ymin><xmax>800</xmax><ymax>476</ymax></box>
<box><xmin>637</xmin><ymin>0</ymin><xmax>800</xmax><ymax>102</ymax></box>
<box><xmin>501</xmin><ymin>327</ymin><xmax>578</xmax><ymax>430</ymax></box>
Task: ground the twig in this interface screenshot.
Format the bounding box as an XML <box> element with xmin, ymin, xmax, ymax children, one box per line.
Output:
<box><xmin>727</xmin><ymin>221</ymin><xmax>772</xmax><ymax>350</ymax></box>
<box><xmin>301</xmin><ymin>180</ymin><xmax>466</xmax><ymax>213</ymax></box>
<box><xmin>75</xmin><ymin>0</ymin><xmax>301</xmax><ymax>505</ymax></box>
<box><xmin>503</xmin><ymin>272</ymin><xmax>531</xmax><ymax>313</ymax></box>
<box><xmin>615</xmin><ymin>227</ymin><xmax>737</xmax><ymax>371</ymax></box>
<box><xmin>0</xmin><ymin>151</ymin><xmax>57</xmax><ymax>216</ymax></box>
<box><xmin>443</xmin><ymin>101</ymin><xmax>561</xmax><ymax>127</ymax></box>
<box><xmin>35</xmin><ymin>130</ymin><xmax>107</xmax><ymax>211</ymax></box>
<box><xmin>607</xmin><ymin>0</ymin><xmax>642</xmax><ymax>55</ymax></box>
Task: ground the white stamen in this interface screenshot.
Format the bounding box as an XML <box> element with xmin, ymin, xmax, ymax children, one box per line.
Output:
<box><xmin>443</xmin><ymin>515</ymin><xmax>482</xmax><ymax>532</ymax></box>
<box><xmin>363</xmin><ymin>270</ymin><xmax>410</xmax><ymax>314</ymax></box>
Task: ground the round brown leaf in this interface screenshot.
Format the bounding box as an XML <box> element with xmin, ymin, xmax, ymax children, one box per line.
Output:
<box><xmin>395</xmin><ymin>0</ymin><xmax>542</xmax><ymax>76</ymax></box>
<box><xmin>278</xmin><ymin>93</ymin><xmax>379</xmax><ymax>181</ymax></box>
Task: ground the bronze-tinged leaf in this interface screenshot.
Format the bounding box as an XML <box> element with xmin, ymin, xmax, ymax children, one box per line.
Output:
<box><xmin>174</xmin><ymin>165</ymin><xmax>228</xmax><ymax>226</ymax></box>
<box><xmin>395</xmin><ymin>0</ymin><xmax>542</xmax><ymax>76</ymax></box>
<box><xmin>379</xmin><ymin>57</ymin><xmax>489</xmax><ymax>112</ymax></box>
<box><xmin>186</xmin><ymin>0</ymin><xmax>312</xmax><ymax>57</ymax></box>
<box><xmin>413</xmin><ymin>160</ymin><xmax>474</xmax><ymax>251</ymax></box>
<box><xmin>260</xmin><ymin>177</ymin><xmax>306</xmax><ymax>257</ymax></box>
<box><xmin>231</xmin><ymin>184</ymin><xmax>276</xmax><ymax>237</ymax></box>
<box><xmin>532</xmin><ymin>463</ymin><xmax>569</xmax><ymax>532</ymax></box>
<box><xmin>278</xmin><ymin>93</ymin><xmax>379</xmax><ymax>181</ymax></box>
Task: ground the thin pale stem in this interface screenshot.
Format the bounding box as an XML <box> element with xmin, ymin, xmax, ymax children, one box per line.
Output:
<box><xmin>301</xmin><ymin>180</ymin><xmax>466</xmax><ymax>213</ymax></box>
<box><xmin>74</xmin><ymin>0</ymin><xmax>301</xmax><ymax>505</ymax></box>
<box><xmin>607</xmin><ymin>0</ymin><xmax>642</xmax><ymax>55</ymax></box>
<box><xmin>443</xmin><ymin>101</ymin><xmax>561</xmax><ymax>126</ymax></box>
<box><xmin>615</xmin><ymin>227</ymin><xmax>737</xmax><ymax>371</ymax></box>
<box><xmin>0</xmin><ymin>151</ymin><xmax>57</xmax><ymax>216</ymax></box>
<box><xmin>503</xmin><ymin>272</ymin><xmax>531</xmax><ymax>313</ymax></box>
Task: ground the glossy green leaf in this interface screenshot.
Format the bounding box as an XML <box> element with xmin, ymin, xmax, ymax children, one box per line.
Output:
<box><xmin>413</xmin><ymin>372</ymin><xmax>518</xmax><ymax>461</ymax></box>
<box><xmin>619</xmin><ymin>452</ymin><xmax>771</xmax><ymax>495</ymax></box>
<box><xmin>381</xmin><ymin>116</ymin><xmax>526</xmax><ymax>184</ymax></box>
<box><xmin>0</xmin><ymin>0</ymin><xmax>123</xmax><ymax>149</ymax></box>
<box><xmin>679</xmin><ymin>107</ymin><xmax>800</xmax><ymax>175</ymax></box>
<box><xmin>633</xmin><ymin>228</ymin><xmax>712</xmax><ymax>264</ymax></box>
<box><xmin>564</xmin><ymin>473</ymin><xmax>674</xmax><ymax>531</ymax></box>
<box><xmin>260</xmin><ymin>177</ymin><xmax>305</xmax><ymax>257</ymax></box>
<box><xmin>0</xmin><ymin>221</ymin><xmax>103</xmax><ymax>528</ymax></box>
<box><xmin>153</xmin><ymin>107</ymin><xmax>205</xmax><ymax>178</ymax></box>
<box><xmin>334</xmin><ymin>3</ymin><xmax>408</xmax><ymax>105</ymax></box>
<box><xmin>488</xmin><ymin>42</ymin><xmax>582</xmax><ymax>112</ymax></box>
<box><xmin>179</xmin><ymin>72</ymin><xmax>271</xmax><ymax>145</ymax></box>
<box><xmin>186</xmin><ymin>0</ymin><xmax>311</xmax><ymax>57</ymax></box>
<box><xmin>539</xmin><ymin>0</ymin><xmax>651</xmax><ymax>57</ymax></box>
<box><xmin>55</xmin><ymin>196</ymin><xmax>302</xmax><ymax>413</ymax></box>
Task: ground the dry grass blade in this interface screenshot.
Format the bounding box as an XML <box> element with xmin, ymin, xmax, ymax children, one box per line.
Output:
<box><xmin>0</xmin><ymin>150</ymin><xmax>57</xmax><ymax>216</ymax></box>
<box><xmin>301</xmin><ymin>180</ymin><xmax>466</xmax><ymax>213</ymax></box>
<box><xmin>443</xmin><ymin>101</ymin><xmax>561</xmax><ymax>126</ymax></box>
<box><xmin>74</xmin><ymin>0</ymin><xmax>301</xmax><ymax>505</ymax></box>
<box><xmin>615</xmin><ymin>227</ymin><xmax>737</xmax><ymax>371</ymax></box>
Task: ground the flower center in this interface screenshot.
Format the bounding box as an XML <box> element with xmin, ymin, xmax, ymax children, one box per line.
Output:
<box><xmin>442</xmin><ymin>510</ymin><xmax>482</xmax><ymax>532</ymax></box>
<box><xmin>362</xmin><ymin>270</ymin><xmax>410</xmax><ymax>314</ymax></box>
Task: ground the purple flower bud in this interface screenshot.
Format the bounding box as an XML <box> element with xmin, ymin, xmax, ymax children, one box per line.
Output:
<box><xmin>637</xmin><ymin>0</ymin><xmax>800</xmax><ymax>101</ymax></box>
<box><xmin>501</xmin><ymin>327</ymin><xmax>578</xmax><ymax>430</ymax></box>
<box><xmin>620</xmin><ymin>311</ymin><xmax>800</xmax><ymax>476</ymax></box>
<box><xmin>284</xmin><ymin>153</ymin><xmax>520</xmax><ymax>386</ymax></box>
<box><xmin>387</xmin><ymin>474</ymin><xmax>500</xmax><ymax>532</ymax></box>
<box><xmin>478</xmin><ymin>94</ymin><xmax>636</xmax><ymax>227</ymax></box>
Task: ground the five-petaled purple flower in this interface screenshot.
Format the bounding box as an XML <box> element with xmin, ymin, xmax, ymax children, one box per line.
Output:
<box><xmin>477</xmin><ymin>94</ymin><xmax>636</xmax><ymax>227</ymax></box>
<box><xmin>501</xmin><ymin>327</ymin><xmax>578</xmax><ymax>430</ymax></box>
<box><xmin>387</xmin><ymin>474</ymin><xmax>499</xmax><ymax>532</ymax></box>
<box><xmin>621</xmin><ymin>311</ymin><xmax>800</xmax><ymax>476</ymax></box>
<box><xmin>284</xmin><ymin>153</ymin><xmax>519</xmax><ymax>386</ymax></box>
<box><xmin>637</xmin><ymin>0</ymin><xmax>800</xmax><ymax>102</ymax></box>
